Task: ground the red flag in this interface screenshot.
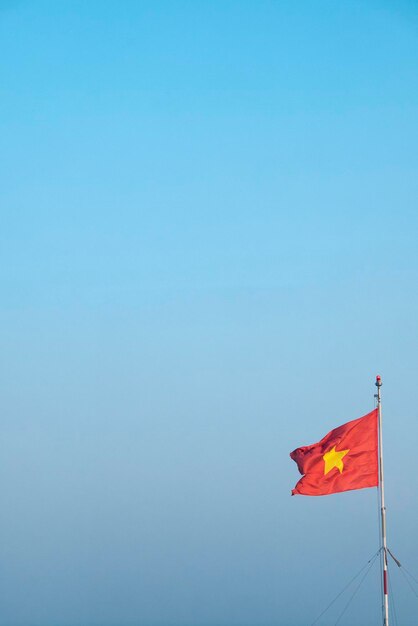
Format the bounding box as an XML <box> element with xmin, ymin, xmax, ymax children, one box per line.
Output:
<box><xmin>290</xmin><ymin>409</ymin><xmax>378</xmax><ymax>496</ymax></box>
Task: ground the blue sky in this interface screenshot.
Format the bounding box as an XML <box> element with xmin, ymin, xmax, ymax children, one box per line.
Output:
<box><xmin>1</xmin><ymin>2</ymin><xmax>418</xmax><ymax>625</ymax></box>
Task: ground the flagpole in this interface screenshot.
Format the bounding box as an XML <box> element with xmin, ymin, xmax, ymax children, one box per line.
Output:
<box><xmin>376</xmin><ymin>374</ymin><xmax>389</xmax><ymax>626</ymax></box>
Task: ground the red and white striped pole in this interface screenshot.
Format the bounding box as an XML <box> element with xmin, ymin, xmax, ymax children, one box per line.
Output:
<box><xmin>376</xmin><ymin>375</ymin><xmax>389</xmax><ymax>625</ymax></box>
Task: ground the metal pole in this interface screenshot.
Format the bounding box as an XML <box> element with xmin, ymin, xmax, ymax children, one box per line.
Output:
<box><xmin>376</xmin><ymin>374</ymin><xmax>389</xmax><ymax>626</ymax></box>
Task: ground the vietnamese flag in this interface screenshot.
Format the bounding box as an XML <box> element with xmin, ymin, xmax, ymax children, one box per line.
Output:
<box><xmin>290</xmin><ymin>409</ymin><xmax>378</xmax><ymax>496</ymax></box>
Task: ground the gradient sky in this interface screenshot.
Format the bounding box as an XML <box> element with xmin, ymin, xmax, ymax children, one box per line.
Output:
<box><xmin>1</xmin><ymin>2</ymin><xmax>418</xmax><ymax>625</ymax></box>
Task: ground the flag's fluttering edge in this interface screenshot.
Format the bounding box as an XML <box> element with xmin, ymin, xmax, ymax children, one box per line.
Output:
<box><xmin>290</xmin><ymin>409</ymin><xmax>378</xmax><ymax>496</ymax></box>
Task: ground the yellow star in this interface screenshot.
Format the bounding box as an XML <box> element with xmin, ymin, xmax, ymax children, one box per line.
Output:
<box><xmin>323</xmin><ymin>445</ymin><xmax>349</xmax><ymax>475</ymax></box>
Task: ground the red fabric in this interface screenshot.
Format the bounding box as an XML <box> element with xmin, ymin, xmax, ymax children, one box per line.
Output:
<box><xmin>290</xmin><ymin>409</ymin><xmax>378</xmax><ymax>496</ymax></box>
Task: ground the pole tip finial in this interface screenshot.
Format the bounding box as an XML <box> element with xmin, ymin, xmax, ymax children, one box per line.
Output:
<box><xmin>375</xmin><ymin>374</ymin><xmax>382</xmax><ymax>387</ymax></box>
